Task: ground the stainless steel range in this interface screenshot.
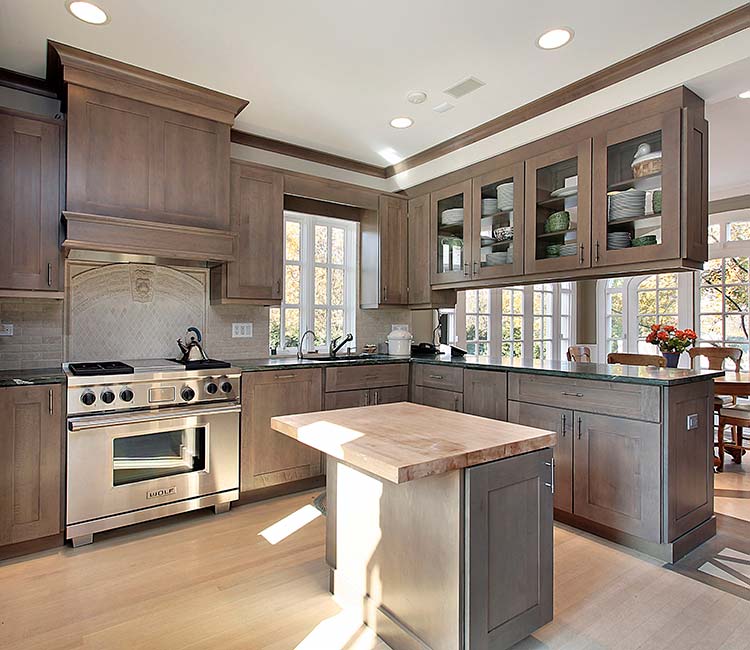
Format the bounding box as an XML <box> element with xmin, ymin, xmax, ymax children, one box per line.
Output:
<box><xmin>64</xmin><ymin>358</ymin><xmax>241</xmax><ymax>547</ymax></box>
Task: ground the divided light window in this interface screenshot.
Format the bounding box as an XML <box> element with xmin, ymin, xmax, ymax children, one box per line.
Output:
<box><xmin>270</xmin><ymin>212</ymin><xmax>358</xmax><ymax>354</ymax></box>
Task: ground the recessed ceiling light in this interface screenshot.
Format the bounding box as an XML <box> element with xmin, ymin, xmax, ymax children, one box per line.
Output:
<box><xmin>537</xmin><ymin>27</ymin><xmax>573</xmax><ymax>50</ymax></box>
<box><xmin>66</xmin><ymin>1</ymin><xmax>109</xmax><ymax>25</ymax></box>
<box><xmin>407</xmin><ymin>91</ymin><xmax>428</xmax><ymax>105</ymax></box>
<box><xmin>390</xmin><ymin>117</ymin><xmax>413</xmax><ymax>129</ymax></box>
<box><xmin>739</xmin><ymin>90</ymin><xmax>750</xmax><ymax>99</ymax></box>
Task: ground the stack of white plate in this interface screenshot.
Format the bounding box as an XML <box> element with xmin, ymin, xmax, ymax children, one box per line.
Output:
<box><xmin>496</xmin><ymin>182</ymin><xmax>514</xmax><ymax>211</ymax></box>
<box><xmin>550</xmin><ymin>185</ymin><xmax>578</xmax><ymax>199</ymax></box>
<box><xmin>559</xmin><ymin>243</ymin><xmax>578</xmax><ymax>257</ymax></box>
<box><xmin>608</xmin><ymin>190</ymin><xmax>646</xmax><ymax>221</ymax></box>
<box><xmin>481</xmin><ymin>198</ymin><xmax>498</xmax><ymax>215</ymax></box>
<box><xmin>486</xmin><ymin>251</ymin><xmax>508</xmax><ymax>265</ymax></box>
<box><xmin>607</xmin><ymin>232</ymin><xmax>632</xmax><ymax>249</ymax></box>
<box><xmin>563</xmin><ymin>230</ymin><xmax>577</xmax><ymax>243</ymax></box>
<box><xmin>441</xmin><ymin>208</ymin><xmax>464</xmax><ymax>225</ymax></box>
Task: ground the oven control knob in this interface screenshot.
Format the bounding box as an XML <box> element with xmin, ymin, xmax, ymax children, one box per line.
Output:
<box><xmin>120</xmin><ymin>388</ymin><xmax>134</xmax><ymax>402</ymax></box>
<box><xmin>81</xmin><ymin>390</ymin><xmax>96</xmax><ymax>406</ymax></box>
<box><xmin>205</xmin><ymin>381</ymin><xmax>218</xmax><ymax>395</ymax></box>
<box><xmin>221</xmin><ymin>381</ymin><xmax>233</xmax><ymax>394</ymax></box>
<box><xmin>101</xmin><ymin>389</ymin><xmax>115</xmax><ymax>404</ymax></box>
<box><xmin>181</xmin><ymin>387</ymin><xmax>196</xmax><ymax>402</ymax></box>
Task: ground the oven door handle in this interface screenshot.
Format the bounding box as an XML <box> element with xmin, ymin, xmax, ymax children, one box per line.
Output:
<box><xmin>68</xmin><ymin>402</ymin><xmax>242</xmax><ymax>431</ymax></box>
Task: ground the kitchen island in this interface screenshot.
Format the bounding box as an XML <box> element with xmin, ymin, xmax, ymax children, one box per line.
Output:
<box><xmin>272</xmin><ymin>402</ymin><xmax>556</xmax><ymax>650</ymax></box>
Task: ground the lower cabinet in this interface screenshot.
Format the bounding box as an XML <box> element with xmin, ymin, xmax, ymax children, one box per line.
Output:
<box><xmin>412</xmin><ymin>385</ymin><xmax>463</xmax><ymax>412</ymax></box>
<box><xmin>324</xmin><ymin>385</ymin><xmax>408</xmax><ymax>410</ymax></box>
<box><xmin>463</xmin><ymin>369</ymin><xmax>507</xmax><ymax>420</ymax></box>
<box><xmin>0</xmin><ymin>385</ymin><xmax>63</xmax><ymax>548</ymax></box>
<box><xmin>241</xmin><ymin>369</ymin><xmax>323</xmax><ymax>492</ymax></box>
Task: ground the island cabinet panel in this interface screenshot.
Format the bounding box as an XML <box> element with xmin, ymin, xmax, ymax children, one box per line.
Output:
<box><xmin>0</xmin><ymin>110</ymin><xmax>62</xmax><ymax>292</ymax></box>
<box><xmin>508</xmin><ymin>372</ymin><xmax>661</xmax><ymax>423</ymax></box>
<box><xmin>0</xmin><ymin>385</ymin><xmax>63</xmax><ymax>548</ymax></box>
<box><xmin>508</xmin><ymin>401</ymin><xmax>573</xmax><ymax>514</ymax></box>
<box><xmin>66</xmin><ymin>85</ymin><xmax>230</xmax><ymax>231</ymax></box>
<box><xmin>412</xmin><ymin>386</ymin><xmax>463</xmax><ymax>412</ymax></box>
<box><xmin>463</xmin><ymin>369</ymin><xmax>507</xmax><ymax>421</ymax></box>
<box><xmin>466</xmin><ymin>448</ymin><xmax>553</xmax><ymax>650</ymax></box>
<box><xmin>211</xmin><ymin>161</ymin><xmax>283</xmax><ymax>304</ymax></box>
<box><xmin>240</xmin><ymin>369</ymin><xmax>323</xmax><ymax>492</ymax></box>
<box><xmin>574</xmin><ymin>412</ymin><xmax>661</xmax><ymax>542</ymax></box>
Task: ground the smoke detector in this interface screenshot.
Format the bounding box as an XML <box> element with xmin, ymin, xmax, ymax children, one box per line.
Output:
<box><xmin>407</xmin><ymin>91</ymin><xmax>428</xmax><ymax>104</ymax></box>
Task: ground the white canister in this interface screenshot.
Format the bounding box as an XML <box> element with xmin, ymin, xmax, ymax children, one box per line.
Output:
<box><xmin>387</xmin><ymin>324</ymin><xmax>413</xmax><ymax>357</ymax></box>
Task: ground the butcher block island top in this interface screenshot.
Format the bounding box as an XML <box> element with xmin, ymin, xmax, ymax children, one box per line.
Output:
<box><xmin>270</xmin><ymin>401</ymin><xmax>556</xmax><ymax>484</ymax></box>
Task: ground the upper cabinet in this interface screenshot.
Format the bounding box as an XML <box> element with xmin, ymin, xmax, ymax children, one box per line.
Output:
<box><xmin>431</xmin><ymin>180</ymin><xmax>473</xmax><ymax>285</ymax></box>
<box><xmin>524</xmin><ymin>140</ymin><xmax>592</xmax><ymax>275</ymax></box>
<box><xmin>211</xmin><ymin>161</ymin><xmax>284</xmax><ymax>305</ymax></box>
<box><xmin>0</xmin><ymin>109</ymin><xmax>62</xmax><ymax>293</ymax></box>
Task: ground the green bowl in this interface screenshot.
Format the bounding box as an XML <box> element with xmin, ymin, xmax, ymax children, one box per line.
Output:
<box><xmin>632</xmin><ymin>235</ymin><xmax>658</xmax><ymax>247</ymax></box>
<box><xmin>653</xmin><ymin>190</ymin><xmax>662</xmax><ymax>214</ymax></box>
<box><xmin>545</xmin><ymin>210</ymin><xmax>570</xmax><ymax>233</ymax></box>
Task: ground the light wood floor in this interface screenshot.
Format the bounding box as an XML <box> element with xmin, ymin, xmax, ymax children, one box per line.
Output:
<box><xmin>3</xmin><ymin>485</ymin><xmax>750</xmax><ymax>650</ymax></box>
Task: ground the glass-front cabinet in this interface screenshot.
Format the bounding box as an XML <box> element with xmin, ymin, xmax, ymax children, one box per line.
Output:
<box><xmin>431</xmin><ymin>180</ymin><xmax>472</xmax><ymax>285</ymax></box>
<box><xmin>524</xmin><ymin>140</ymin><xmax>592</xmax><ymax>275</ymax></box>
<box><xmin>470</xmin><ymin>162</ymin><xmax>524</xmax><ymax>281</ymax></box>
<box><xmin>592</xmin><ymin>110</ymin><xmax>680</xmax><ymax>267</ymax></box>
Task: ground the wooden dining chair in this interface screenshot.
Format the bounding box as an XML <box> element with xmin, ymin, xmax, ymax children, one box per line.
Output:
<box><xmin>566</xmin><ymin>345</ymin><xmax>591</xmax><ymax>363</ymax></box>
<box><xmin>606</xmin><ymin>352</ymin><xmax>666</xmax><ymax>367</ymax></box>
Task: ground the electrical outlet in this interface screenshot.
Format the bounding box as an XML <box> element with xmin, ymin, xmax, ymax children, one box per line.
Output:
<box><xmin>687</xmin><ymin>414</ymin><xmax>699</xmax><ymax>430</ymax></box>
<box><xmin>232</xmin><ymin>323</ymin><xmax>253</xmax><ymax>338</ymax></box>
<box><xmin>0</xmin><ymin>323</ymin><xmax>14</xmax><ymax>336</ymax></box>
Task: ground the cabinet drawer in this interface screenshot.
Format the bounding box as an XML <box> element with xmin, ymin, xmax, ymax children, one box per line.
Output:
<box><xmin>507</xmin><ymin>372</ymin><xmax>660</xmax><ymax>422</ymax></box>
<box><xmin>412</xmin><ymin>386</ymin><xmax>463</xmax><ymax>412</ymax></box>
<box><xmin>324</xmin><ymin>389</ymin><xmax>370</xmax><ymax>410</ymax></box>
<box><xmin>325</xmin><ymin>363</ymin><xmax>408</xmax><ymax>392</ymax></box>
<box><xmin>413</xmin><ymin>364</ymin><xmax>464</xmax><ymax>392</ymax></box>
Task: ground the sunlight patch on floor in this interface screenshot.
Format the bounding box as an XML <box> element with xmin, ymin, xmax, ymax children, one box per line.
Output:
<box><xmin>698</xmin><ymin>547</ymin><xmax>750</xmax><ymax>591</ymax></box>
<box><xmin>259</xmin><ymin>504</ymin><xmax>321</xmax><ymax>545</ymax></box>
<box><xmin>294</xmin><ymin>609</ymin><xmax>383</xmax><ymax>650</ymax></box>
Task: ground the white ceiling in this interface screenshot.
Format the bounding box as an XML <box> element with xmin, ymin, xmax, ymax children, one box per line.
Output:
<box><xmin>0</xmin><ymin>0</ymin><xmax>746</xmax><ymax>166</ymax></box>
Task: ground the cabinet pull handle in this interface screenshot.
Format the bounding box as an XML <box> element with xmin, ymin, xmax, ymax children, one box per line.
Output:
<box><xmin>561</xmin><ymin>413</ymin><xmax>566</xmax><ymax>437</ymax></box>
<box><xmin>48</xmin><ymin>389</ymin><xmax>53</xmax><ymax>415</ymax></box>
<box><xmin>365</xmin><ymin>392</ymin><xmax>370</xmax><ymax>406</ymax></box>
<box><xmin>47</xmin><ymin>263</ymin><xmax>52</xmax><ymax>287</ymax></box>
<box><xmin>562</xmin><ymin>391</ymin><xmax>584</xmax><ymax>398</ymax></box>
<box><xmin>383</xmin><ymin>285</ymin><xmax>388</xmax><ymax>302</ymax></box>
<box><xmin>274</xmin><ymin>374</ymin><xmax>296</xmax><ymax>380</ymax></box>
<box><xmin>374</xmin><ymin>390</ymin><xmax>379</xmax><ymax>405</ymax></box>
<box><xmin>428</xmin><ymin>374</ymin><xmax>444</xmax><ymax>380</ymax></box>
<box><xmin>579</xmin><ymin>243</ymin><xmax>585</xmax><ymax>264</ymax></box>
<box><xmin>473</xmin><ymin>261</ymin><xmax>478</xmax><ymax>275</ymax></box>
<box><xmin>276</xmin><ymin>279</ymin><xmax>281</xmax><ymax>296</ymax></box>
<box><xmin>463</xmin><ymin>262</ymin><xmax>469</xmax><ymax>277</ymax></box>
<box><xmin>545</xmin><ymin>459</ymin><xmax>555</xmax><ymax>493</ymax></box>
<box><xmin>454</xmin><ymin>395</ymin><xmax>460</xmax><ymax>411</ymax></box>
<box><xmin>577</xmin><ymin>416</ymin><xmax>583</xmax><ymax>440</ymax></box>
<box><xmin>595</xmin><ymin>240</ymin><xmax>600</xmax><ymax>263</ymax></box>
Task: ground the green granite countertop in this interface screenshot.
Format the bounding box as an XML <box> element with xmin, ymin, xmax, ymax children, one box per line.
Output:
<box><xmin>0</xmin><ymin>367</ymin><xmax>66</xmax><ymax>388</ymax></box>
<box><xmin>230</xmin><ymin>354</ymin><xmax>722</xmax><ymax>386</ymax></box>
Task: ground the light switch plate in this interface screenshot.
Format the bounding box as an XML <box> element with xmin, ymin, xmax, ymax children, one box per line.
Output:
<box><xmin>687</xmin><ymin>414</ymin><xmax>699</xmax><ymax>430</ymax></box>
<box><xmin>232</xmin><ymin>323</ymin><xmax>253</xmax><ymax>338</ymax></box>
<box><xmin>0</xmin><ymin>323</ymin><xmax>14</xmax><ymax>336</ymax></box>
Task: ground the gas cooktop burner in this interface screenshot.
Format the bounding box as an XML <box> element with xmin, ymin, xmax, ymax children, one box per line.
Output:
<box><xmin>68</xmin><ymin>361</ymin><xmax>135</xmax><ymax>376</ymax></box>
<box><xmin>167</xmin><ymin>358</ymin><xmax>232</xmax><ymax>370</ymax></box>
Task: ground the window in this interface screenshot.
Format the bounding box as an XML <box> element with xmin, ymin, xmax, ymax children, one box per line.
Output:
<box><xmin>603</xmin><ymin>279</ymin><xmax>625</xmax><ymax>355</ymax></box>
<box><xmin>636</xmin><ymin>273</ymin><xmax>680</xmax><ymax>353</ymax></box>
<box><xmin>456</xmin><ymin>283</ymin><xmax>575</xmax><ymax>360</ymax></box>
<box><xmin>270</xmin><ymin>213</ymin><xmax>357</xmax><ymax>354</ymax></box>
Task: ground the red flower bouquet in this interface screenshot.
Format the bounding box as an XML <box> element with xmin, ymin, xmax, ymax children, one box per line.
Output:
<box><xmin>645</xmin><ymin>323</ymin><xmax>697</xmax><ymax>354</ymax></box>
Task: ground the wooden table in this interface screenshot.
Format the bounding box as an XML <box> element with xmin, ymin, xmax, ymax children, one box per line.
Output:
<box><xmin>714</xmin><ymin>373</ymin><xmax>750</xmax><ymax>469</ymax></box>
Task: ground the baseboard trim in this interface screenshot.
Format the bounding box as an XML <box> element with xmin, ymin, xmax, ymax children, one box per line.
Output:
<box><xmin>236</xmin><ymin>475</ymin><xmax>325</xmax><ymax>505</ymax></box>
<box><xmin>0</xmin><ymin>533</ymin><xmax>64</xmax><ymax>562</ymax></box>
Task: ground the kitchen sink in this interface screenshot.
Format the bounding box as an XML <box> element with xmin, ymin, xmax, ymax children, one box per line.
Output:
<box><xmin>300</xmin><ymin>354</ymin><xmax>378</xmax><ymax>362</ymax></box>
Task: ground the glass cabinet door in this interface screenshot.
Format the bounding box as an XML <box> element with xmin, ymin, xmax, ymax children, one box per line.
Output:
<box><xmin>524</xmin><ymin>140</ymin><xmax>592</xmax><ymax>275</ymax></box>
<box><xmin>470</xmin><ymin>162</ymin><xmax>524</xmax><ymax>280</ymax></box>
<box><xmin>430</xmin><ymin>180</ymin><xmax>472</xmax><ymax>285</ymax></box>
<box><xmin>592</xmin><ymin>110</ymin><xmax>680</xmax><ymax>266</ymax></box>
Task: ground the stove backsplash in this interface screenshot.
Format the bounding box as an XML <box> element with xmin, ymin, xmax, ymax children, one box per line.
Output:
<box><xmin>0</xmin><ymin>261</ymin><xmax>414</xmax><ymax>370</ymax></box>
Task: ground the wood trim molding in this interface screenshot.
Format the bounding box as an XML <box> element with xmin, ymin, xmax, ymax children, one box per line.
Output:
<box><xmin>0</xmin><ymin>67</ymin><xmax>56</xmax><ymax>98</ymax></box>
<box><xmin>47</xmin><ymin>41</ymin><xmax>249</xmax><ymax>124</ymax></box>
<box><xmin>283</xmin><ymin>195</ymin><xmax>364</xmax><ymax>221</ymax></box>
<box><xmin>709</xmin><ymin>194</ymin><xmax>750</xmax><ymax>214</ymax></box>
<box><xmin>384</xmin><ymin>4</ymin><xmax>750</xmax><ymax>177</ymax></box>
<box><xmin>231</xmin><ymin>129</ymin><xmax>387</xmax><ymax>178</ymax></box>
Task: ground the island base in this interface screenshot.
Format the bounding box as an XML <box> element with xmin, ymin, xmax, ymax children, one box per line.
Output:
<box><xmin>326</xmin><ymin>448</ymin><xmax>554</xmax><ymax>650</ymax></box>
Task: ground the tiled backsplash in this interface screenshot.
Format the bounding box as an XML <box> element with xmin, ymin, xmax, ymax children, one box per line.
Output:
<box><xmin>0</xmin><ymin>261</ymin><xmax>414</xmax><ymax>370</ymax></box>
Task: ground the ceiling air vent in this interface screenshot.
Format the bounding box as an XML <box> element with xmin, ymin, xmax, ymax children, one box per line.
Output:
<box><xmin>444</xmin><ymin>76</ymin><xmax>485</xmax><ymax>99</ymax></box>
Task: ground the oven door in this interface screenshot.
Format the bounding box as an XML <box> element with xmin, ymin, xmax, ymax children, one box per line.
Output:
<box><xmin>67</xmin><ymin>403</ymin><xmax>240</xmax><ymax>526</ymax></box>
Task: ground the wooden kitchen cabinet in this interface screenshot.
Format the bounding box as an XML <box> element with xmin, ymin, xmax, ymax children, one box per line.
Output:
<box><xmin>463</xmin><ymin>369</ymin><xmax>507</xmax><ymax>421</ymax></box>
<box><xmin>324</xmin><ymin>364</ymin><xmax>409</xmax><ymax>410</ymax></box>
<box><xmin>412</xmin><ymin>386</ymin><xmax>463</xmax><ymax>412</ymax></box>
<box><xmin>431</xmin><ymin>180</ymin><xmax>473</xmax><ymax>285</ymax></box>
<box><xmin>360</xmin><ymin>195</ymin><xmax>408</xmax><ymax>307</ymax></box>
<box><xmin>0</xmin><ymin>385</ymin><xmax>63</xmax><ymax>549</ymax></box>
<box><xmin>241</xmin><ymin>369</ymin><xmax>323</xmax><ymax>492</ymax></box>
<box><xmin>325</xmin><ymin>385</ymin><xmax>407</xmax><ymax>410</ymax></box>
<box><xmin>0</xmin><ymin>109</ymin><xmax>62</xmax><ymax>292</ymax></box>
<box><xmin>211</xmin><ymin>161</ymin><xmax>284</xmax><ymax>304</ymax></box>
<box><xmin>407</xmin><ymin>195</ymin><xmax>456</xmax><ymax>309</ymax></box>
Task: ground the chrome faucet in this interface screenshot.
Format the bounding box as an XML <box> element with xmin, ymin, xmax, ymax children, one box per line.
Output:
<box><xmin>297</xmin><ymin>329</ymin><xmax>316</xmax><ymax>360</ymax></box>
<box><xmin>330</xmin><ymin>333</ymin><xmax>354</xmax><ymax>357</ymax></box>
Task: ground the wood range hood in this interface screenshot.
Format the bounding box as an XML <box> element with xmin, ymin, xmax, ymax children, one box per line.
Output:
<box><xmin>47</xmin><ymin>41</ymin><xmax>248</xmax><ymax>263</ymax></box>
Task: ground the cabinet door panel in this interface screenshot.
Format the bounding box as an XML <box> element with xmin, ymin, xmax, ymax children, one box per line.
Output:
<box><xmin>241</xmin><ymin>369</ymin><xmax>323</xmax><ymax>491</ymax></box>
<box><xmin>371</xmin><ymin>385</ymin><xmax>408</xmax><ymax>405</ymax></box>
<box><xmin>0</xmin><ymin>385</ymin><xmax>62</xmax><ymax>546</ymax></box>
<box><xmin>464</xmin><ymin>369</ymin><xmax>507</xmax><ymax>421</ymax></box>
<box><xmin>412</xmin><ymin>386</ymin><xmax>463</xmax><ymax>412</ymax></box>
<box><xmin>431</xmin><ymin>180</ymin><xmax>473</xmax><ymax>285</ymax></box>
<box><xmin>0</xmin><ymin>112</ymin><xmax>61</xmax><ymax>291</ymax></box>
<box><xmin>508</xmin><ymin>401</ymin><xmax>573</xmax><ymax>513</ymax></box>
<box><xmin>325</xmin><ymin>389</ymin><xmax>370</xmax><ymax>410</ymax></box>
<box><xmin>379</xmin><ymin>195</ymin><xmax>408</xmax><ymax>305</ymax></box>
<box><xmin>574</xmin><ymin>412</ymin><xmax>660</xmax><ymax>541</ymax></box>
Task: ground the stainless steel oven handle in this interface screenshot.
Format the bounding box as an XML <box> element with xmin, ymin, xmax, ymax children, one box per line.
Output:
<box><xmin>68</xmin><ymin>402</ymin><xmax>241</xmax><ymax>431</ymax></box>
